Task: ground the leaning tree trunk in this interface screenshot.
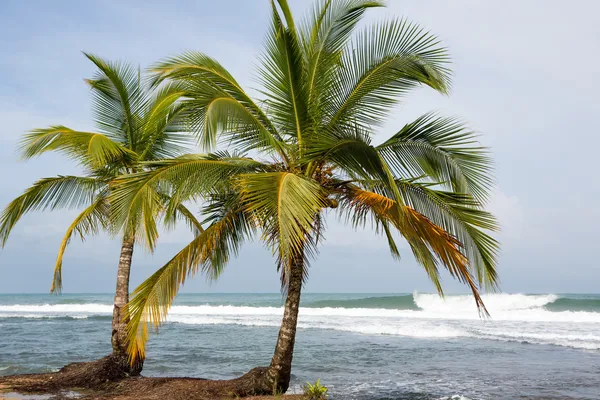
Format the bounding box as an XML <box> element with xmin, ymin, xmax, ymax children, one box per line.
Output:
<box><xmin>110</xmin><ymin>236</ymin><xmax>143</xmax><ymax>375</ymax></box>
<box><xmin>263</xmin><ymin>255</ymin><xmax>305</xmax><ymax>394</ymax></box>
<box><xmin>214</xmin><ymin>254</ymin><xmax>305</xmax><ymax>396</ymax></box>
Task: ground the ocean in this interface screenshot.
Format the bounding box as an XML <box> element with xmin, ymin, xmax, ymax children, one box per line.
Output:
<box><xmin>1</xmin><ymin>292</ymin><xmax>599</xmax><ymax>399</ymax></box>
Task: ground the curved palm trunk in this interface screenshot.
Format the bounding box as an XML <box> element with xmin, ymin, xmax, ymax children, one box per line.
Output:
<box><xmin>111</xmin><ymin>237</ymin><xmax>143</xmax><ymax>374</ymax></box>
<box><xmin>264</xmin><ymin>256</ymin><xmax>304</xmax><ymax>394</ymax></box>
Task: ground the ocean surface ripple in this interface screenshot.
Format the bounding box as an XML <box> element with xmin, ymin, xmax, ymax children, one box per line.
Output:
<box><xmin>1</xmin><ymin>292</ymin><xmax>599</xmax><ymax>399</ymax></box>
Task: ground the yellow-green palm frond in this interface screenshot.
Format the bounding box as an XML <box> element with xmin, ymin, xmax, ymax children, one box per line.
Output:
<box><xmin>110</xmin><ymin>154</ymin><xmax>265</xmax><ymax>249</ymax></box>
<box><xmin>258</xmin><ymin>1</ymin><xmax>308</xmax><ymax>149</ymax></box>
<box><xmin>124</xmin><ymin>204</ymin><xmax>253</xmax><ymax>362</ymax></box>
<box><xmin>83</xmin><ymin>52</ymin><xmax>147</xmax><ymax>149</ymax></box>
<box><xmin>51</xmin><ymin>194</ymin><xmax>110</xmax><ymax>293</ymax></box>
<box><xmin>0</xmin><ymin>175</ymin><xmax>105</xmax><ymax>247</ymax></box>
<box><xmin>138</xmin><ymin>82</ymin><xmax>193</xmax><ymax>161</ymax></box>
<box><xmin>162</xmin><ymin>201</ymin><xmax>204</xmax><ymax>236</ymax></box>
<box><xmin>19</xmin><ymin>127</ymin><xmax>135</xmax><ymax>170</ymax></box>
<box><xmin>182</xmin><ymin>81</ymin><xmax>288</xmax><ymax>158</ymax></box>
<box><xmin>340</xmin><ymin>185</ymin><xmax>488</xmax><ymax>313</ymax></box>
<box><xmin>149</xmin><ymin>53</ymin><xmax>288</xmax><ymax>160</ymax></box>
<box><xmin>236</xmin><ymin>172</ymin><xmax>329</xmax><ymax>274</ymax></box>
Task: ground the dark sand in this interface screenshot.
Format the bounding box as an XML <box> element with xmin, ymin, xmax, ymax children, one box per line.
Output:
<box><xmin>0</xmin><ymin>360</ymin><xmax>304</xmax><ymax>400</ymax></box>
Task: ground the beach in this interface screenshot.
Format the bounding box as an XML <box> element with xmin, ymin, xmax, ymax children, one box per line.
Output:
<box><xmin>1</xmin><ymin>292</ymin><xmax>599</xmax><ymax>399</ymax></box>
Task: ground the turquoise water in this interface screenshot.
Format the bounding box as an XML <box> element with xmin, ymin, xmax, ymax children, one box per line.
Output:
<box><xmin>1</xmin><ymin>293</ymin><xmax>600</xmax><ymax>399</ymax></box>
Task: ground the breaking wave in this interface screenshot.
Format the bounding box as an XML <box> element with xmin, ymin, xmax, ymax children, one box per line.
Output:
<box><xmin>1</xmin><ymin>293</ymin><xmax>599</xmax><ymax>350</ymax></box>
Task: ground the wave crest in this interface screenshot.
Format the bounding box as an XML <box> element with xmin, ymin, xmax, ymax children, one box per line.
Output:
<box><xmin>414</xmin><ymin>292</ymin><xmax>559</xmax><ymax>313</ymax></box>
<box><xmin>1</xmin><ymin>294</ymin><xmax>599</xmax><ymax>351</ymax></box>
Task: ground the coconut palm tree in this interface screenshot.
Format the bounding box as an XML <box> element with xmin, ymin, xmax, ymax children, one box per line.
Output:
<box><xmin>111</xmin><ymin>0</ymin><xmax>499</xmax><ymax>393</ymax></box>
<box><xmin>0</xmin><ymin>53</ymin><xmax>202</xmax><ymax>374</ymax></box>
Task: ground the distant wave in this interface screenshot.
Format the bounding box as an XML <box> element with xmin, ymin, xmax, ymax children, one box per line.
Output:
<box><xmin>544</xmin><ymin>297</ymin><xmax>600</xmax><ymax>312</ymax></box>
<box><xmin>1</xmin><ymin>293</ymin><xmax>599</xmax><ymax>319</ymax></box>
<box><xmin>2</xmin><ymin>294</ymin><xmax>599</xmax><ymax>351</ymax></box>
<box><xmin>309</xmin><ymin>293</ymin><xmax>600</xmax><ymax>314</ymax></box>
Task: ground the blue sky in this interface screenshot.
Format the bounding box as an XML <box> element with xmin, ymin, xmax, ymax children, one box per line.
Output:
<box><xmin>0</xmin><ymin>0</ymin><xmax>598</xmax><ymax>294</ymax></box>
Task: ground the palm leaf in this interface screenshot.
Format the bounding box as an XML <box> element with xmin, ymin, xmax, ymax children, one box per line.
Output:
<box><xmin>150</xmin><ymin>52</ymin><xmax>288</xmax><ymax>160</ymax></box>
<box><xmin>395</xmin><ymin>180</ymin><xmax>499</xmax><ymax>289</ymax></box>
<box><xmin>109</xmin><ymin>155</ymin><xmax>264</xmax><ymax>246</ymax></box>
<box><xmin>138</xmin><ymin>82</ymin><xmax>193</xmax><ymax>160</ymax></box>
<box><xmin>183</xmin><ymin>82</ymin><xmax>288</xmax><ymax>157</ymax></box>
<box><xmin>236</xmin><ymin>172</ymin><xmax>329</xmax><ymax>271</ymax></box>
<box><xmin>162</xmin><ymin>201</ymin><xmax>204</xmax><ymax>236</ymax></box>
<box><xmin>304</xmin><ymin>126</ymin><xmax>404</xmax><ymax>204</ymax></box>
<box><xmin>258</xmin><ymin>1</ymin><xmax>308</xmax><ymax>151</ymax></box>
<box><xmin>51</xmin><ymin>194</ymin><xmax>110</xmax><ymax>293</ymax></box>
<box><xmin>377</xmin><ymin>113</ymin><xmax>494</xmax><ymax>201</ymax></box>
<box><xmin>328</xmin><ymin>18</ymin><xmax>451</xmax><ymax>129</ymax></box>
<box><xmin>340</xmin><ymin>185</ymin><xmax>488</xmax><ymax>313</ymax></box>
<box><xmin>19</xmin><ymin>127</ymin><xmax>135</xmax><ymax>169</ymax></box>
<box><xmin>124</xmin><ymin>204</ymin><xmax>252</xmax><ymax>362</ymax></box>
<box><xmin>300</xmin><ymin>0</ymin><xmax>384</xmax><ymax>120</ymax></box>
<box><xmin>0</xmin><ymin>176</ymin><xmax>105</xmax><ymax>247</ymax></box>
<box><xmin>84</xmin><ymin>53</ymin><xmax>147</xmax><ymax>149</ymax></box>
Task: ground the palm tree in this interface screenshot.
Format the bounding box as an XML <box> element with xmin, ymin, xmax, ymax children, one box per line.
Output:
<box><xmin>111</xmin><ymin>0</ymin><xmax>499</xmax><ymax>393</ymax></box>
<box><xmin>0</xmin><ymin>53</ymin><xmax>202</xmax><ymax>374</ymax></box>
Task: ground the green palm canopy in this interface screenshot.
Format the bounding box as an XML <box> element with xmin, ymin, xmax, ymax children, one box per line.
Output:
<box><xmin>0</xmin><ymin>53</ymin><xmax>202</xmax><ymax>291</ymax></box>
<box><xmin>110</xmin><ymin>0</ymin><xmax>500</xmax><ymax>384</ymax></box>
<box><xmin>0</xmin><ymin>54</ymin><xmax>204</xmax><ymax>369</ymax></box>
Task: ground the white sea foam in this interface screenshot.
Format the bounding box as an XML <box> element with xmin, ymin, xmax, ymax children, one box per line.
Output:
<box><xmin>2</xmin><ymin>298</ymin><xmax>599</xmax><ymax>322</ymax></box>
<box><xmin>2</xmin><ymin>294</ymin><xmax>599</xmax><ymax>351</ymax></box>
<box><xmin>414</xmin><ymin>292</ymin><xmax>558</xmax><ymax>313</ymax></box>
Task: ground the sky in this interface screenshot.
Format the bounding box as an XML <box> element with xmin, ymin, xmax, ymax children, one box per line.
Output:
<box><xmin>0</xmin><ymin>0</ymin><xmax>598</xmax><ymax>294</ymax></box>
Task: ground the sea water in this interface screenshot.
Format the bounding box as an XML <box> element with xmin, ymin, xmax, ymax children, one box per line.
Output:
<box><xmin>1</xmin><ymin>292</ymin><xmax>599</xmax><ymax>399</ymax></box>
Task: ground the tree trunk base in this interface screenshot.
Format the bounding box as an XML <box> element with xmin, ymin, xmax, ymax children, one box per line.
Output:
<box><xmin>1</xmin><ymin>354</ymin><xmax>141</xmax><ymax>394</ymax></box>
<box><xmin>0</xmin><ymin>365</ymin><xmax>301</xmax><ymax>399</ymax></box>
<box><xmin>226</xmin><ymin>366</ymin><xmax>290</xmax><ymax>396</ymax></box>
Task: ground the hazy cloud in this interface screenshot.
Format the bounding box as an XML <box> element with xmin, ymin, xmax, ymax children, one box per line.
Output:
<box><xmin>0</xmin><ymin>0</ymin><xmax>598</xmax><ymax>294</ymax></box>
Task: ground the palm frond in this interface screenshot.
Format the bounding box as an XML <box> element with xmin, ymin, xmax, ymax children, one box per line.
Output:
<box><xmin>349</xmin><ymin>176</ymin><xmax>499</xmax><ymax>288</ymax></box>
<box><xmin>19</xmin><ymin>126</ymin><xmax>135</xmax><ymax>169</ymax></box>
<box><xmin>377</xmin><ymin>113</ymin><xmax>494</xmax><ymax>201</ymax></box>
<box><xmin>124</xmin><ymin>204</ymin><xmax>253</xmax><ymax>362</ymax></box>
<box><xmin>162</xmin><ymin>201</ymin><xmax>204</xmax><ymax>236</ymax></box>
<box><xmin>396</xmin><ymin>180</ymin><xmax>499</xmax><ymax>289</ymax></box>
<box><xmin>51</xmin><ymin>194</ymin><xmax>110</xmax><ymax>293</ymax></box>
<box><xmin>138</xmin><ymin>82</ymin><xmax>193</xmax><ymax>161</ymax></box>
<box><xmin>109</xmin><ymin>154</ymin><xmax>264</xmax><ymax>245</ymax></box>
<box><xmin>328</xmin><ymin>18</ymin><xmax>451</xmax><ymax>129</ymax></box>
<box><xmin>304</xmin><ymin>126</ymin><xmax>403</xmax><ymax>204</ymax></box>
<box><xmin>150</xmin><ymin>52</ymin><xmax>288</xmax><ymax>160</ymax></box>
<box><xmin>183</xmin><ymin>82</ymin><xmax>289</xmax><ymax>158</ymax></box>
<box><xmin>236</xmin><ymin>172</ymin><xmax>329</xmax><ymax>271</ymax></box>
<box><xmin>300</xmin><ymin>0</ymin><xmax>384</xmax><ymax>120</ymax></box>
<box><xmin>84</xmin><ymin>53</ymin><xmax>147</xmax><ymax>149</ymax></box>
<box><xmin>257</xmin><ymin>1</ymin><xmax>308</xmax><ymax>150</ymax></box>
<box><xmin>340</xmin><ymin>185</ymin><xmax>488</xmax><ymax>313</ymax></box>
<box><xmin>0</xmin><ymin>176</ymin><xmax>105</xmax><ymax>247</ymax></box>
